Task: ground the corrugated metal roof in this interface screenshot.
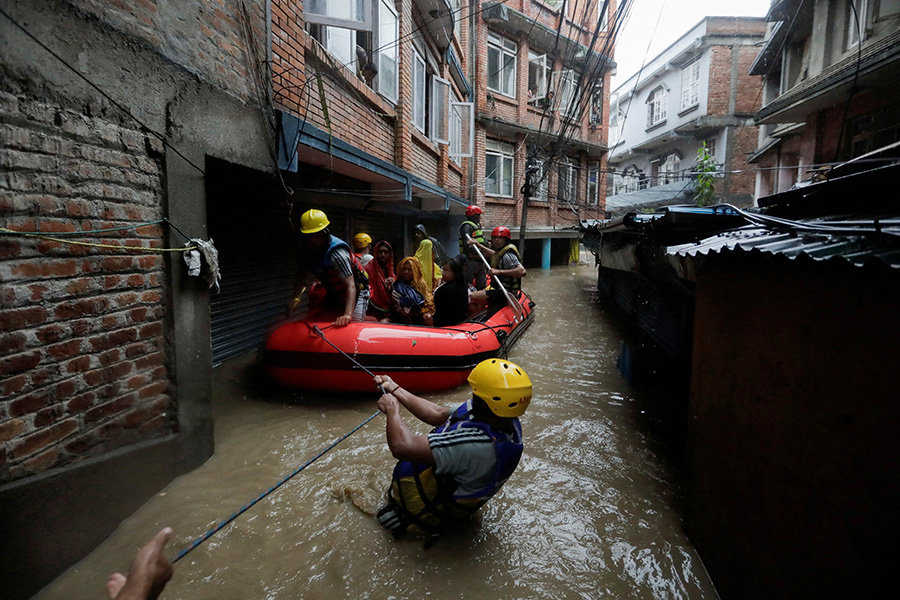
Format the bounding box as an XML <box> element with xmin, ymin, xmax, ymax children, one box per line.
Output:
<box><xmin>667</xmin><ymin>222</ymin><xmax>900</xmax><ymax>269</ymax></box>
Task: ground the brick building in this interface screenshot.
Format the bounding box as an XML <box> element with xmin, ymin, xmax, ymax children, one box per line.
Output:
<box><xmin>748</xmin><ymin>0</ymin><xmax>900</xmax><ymax>196</ymax></box>
<box><xmin>1</xmin><ymin>0</ymin><xmax>614</xmax><ymax>596</ymax></box>
<box><xmin>607</xmin><ymin>16</ymin><xmax>765</xmax><ymax>215</ymax></box>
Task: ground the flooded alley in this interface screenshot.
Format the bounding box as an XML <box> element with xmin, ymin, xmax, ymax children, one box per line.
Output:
<box><xmin>34</xmin><ymin>266</ymin><xmax>716</xmax><ymax>599</ymax></box>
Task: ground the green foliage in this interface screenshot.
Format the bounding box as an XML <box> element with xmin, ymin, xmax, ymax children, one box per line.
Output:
<box><xmin>694</xmin><ymin>142</ymin><xmax>717</xmax><ymax>207</ymax></box>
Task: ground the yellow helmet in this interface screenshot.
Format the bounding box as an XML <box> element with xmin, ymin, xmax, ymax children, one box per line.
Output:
<box><xmin>467</xmin><ymin>359</ymin><xmax>532</xmax><ymax>418</ymax></box>
<box><xmin>353</xmin><ymin>233</ymin><xmax>372</xmax><ymax>249</ymax></box>
<box><xmin>300</xmin><ymin>209</ymin><xmax>330</xmax><ymax>234</ymax></box>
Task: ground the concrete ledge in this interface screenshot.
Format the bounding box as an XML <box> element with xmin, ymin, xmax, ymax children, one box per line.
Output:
<box><xmin>0</xmin><ymin>435</ymin><xmax>202</xmax><ymax>600</ymax></box>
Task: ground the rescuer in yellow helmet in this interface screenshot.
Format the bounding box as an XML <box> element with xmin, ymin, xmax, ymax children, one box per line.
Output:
<box><xmin>352</xmin><ymin>232</ymin><xmax>373</xmax><ymax>268</ymax></box>
<box><xmin>372</xmin><ymin>358</ymin><xmax>532</xmax><ymax>536</ymax></box>
<box><xmin>289</xmin><ymin>209</ymin><xmax>369</xmax><ymax>327</ymax></box>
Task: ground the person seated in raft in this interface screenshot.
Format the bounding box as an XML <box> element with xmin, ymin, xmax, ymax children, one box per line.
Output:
<box><xmin>288</xmin><ymin>209</ymin><xmax>369</xmax><ymax>327</ymax></box>
<box><xmin>365</xmin><ymin>240</ymin><xmax>395</xmax><ymax>323</ymax></box>
<box><xmin>432</xmin><ymin>257</ymin><xmax>470</xmax><ymax>327</ymax></box>
<box><xmin>372</xmin><ymin>358</ymin><xmax>533</xmax><ymax>537</ymax></box>
<box><xmin>413</xmin><ymin>224</ymin><xmax>446</xmax><ymax>291</ymax></box>
<box><xmin>390</xmin><ymin>256</ymin><xmax>434</xmax><ymax>326</ymax></box>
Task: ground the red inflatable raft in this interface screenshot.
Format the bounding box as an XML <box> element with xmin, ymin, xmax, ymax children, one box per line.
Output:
<box><xmin>263</xmin><ymin>291</ymin><xmax>535</xmax><ymax>393</ymax></box>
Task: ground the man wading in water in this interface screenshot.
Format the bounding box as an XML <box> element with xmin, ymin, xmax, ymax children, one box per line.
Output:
<box><xmin>373</xmin><ymin>359</ymin><xmax>532</xmax><ymax>536</ymax></box>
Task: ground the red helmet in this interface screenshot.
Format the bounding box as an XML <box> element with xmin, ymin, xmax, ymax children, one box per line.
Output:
<box><xmin>491</xmin><ymin>226</ymin><xmax>511</xmax><ymax>239</ymax></box>
<box><xmin>465</xmin><ymin>205</ymin><xmax>483</xmax><ymax>217</ymax></box>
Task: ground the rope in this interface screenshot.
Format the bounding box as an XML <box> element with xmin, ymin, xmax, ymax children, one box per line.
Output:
<box><xmin>171</xmin><ymin>409</ymin><xmax>381</xmax><ymax>564</ymax></box>
<box><xmin>0</xmin><ymin>228</ymin><xmax>195</xmax><ymax>252</ymax></box>
<box><xmin>172</xmin><ymin>326</ymin><xmax>385</xmax><ymax>564</ymax></box>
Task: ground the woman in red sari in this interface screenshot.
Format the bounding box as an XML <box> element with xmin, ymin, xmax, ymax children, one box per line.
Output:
<box><xmin>365</xmin><ymin>241</ymin><xmax>395</xmax><ymax>322</ymax></box>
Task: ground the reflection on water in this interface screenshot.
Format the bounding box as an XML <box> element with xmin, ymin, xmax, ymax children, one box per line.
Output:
<box><xmin>35</xmin><ymin>266</ymin><xmax>717</xmax><ymax>600</ymax></box>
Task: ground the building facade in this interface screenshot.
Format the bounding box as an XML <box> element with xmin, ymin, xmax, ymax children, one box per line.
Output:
<box><xmin>749</xmin><ymin>0</ymin><xmax>900</xmax><ymax>197</ymax></box>
<box><xmin>608</xmin><ymin>17</ymin><xmax>765</xmax><ymax>214</ymax></box>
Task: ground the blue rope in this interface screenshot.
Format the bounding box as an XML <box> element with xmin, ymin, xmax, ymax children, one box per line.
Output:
<box><xmin>172</xmin><ymin>409</ymin><xmax>381</xmax><ymax>564</ymax></box>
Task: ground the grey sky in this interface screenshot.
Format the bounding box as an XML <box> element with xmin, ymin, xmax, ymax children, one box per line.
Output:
<box><xmin>612</xmin><ymin>0</ymin><xmax>772</xmax><ymax>87</ymax></box>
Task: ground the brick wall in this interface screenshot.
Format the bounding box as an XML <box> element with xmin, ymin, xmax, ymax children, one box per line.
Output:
<box><xmin>0</xmin><ymin>92</ymin><xmax>172</xmax><ymax>483</ymax></box>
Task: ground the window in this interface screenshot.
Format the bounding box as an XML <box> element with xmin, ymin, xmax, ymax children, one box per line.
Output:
<box><xmin>487</xmin><ymin>32</ymin><xmax>517</xmax><ymax>97</ymax></box>
<box><xmin>450</xmin><ymin>0</ymin><xmax>461</xmax><ymax>39</ymax></box>
<box><xmin>704</xmin><ymin>138</ymin><xmax>716</xmax><ymax>160</ymax></box>
<box><xmin>876</xmin><ymin>0</ymin><xmax>900</xmax><ymax>20</ymax></box>
<box><xmin>647</xmin><ymin>86</ymin><xmax>667</xmax><ymax>128</ymax></box>
<box><xmin>554</xmin><ymin>70</ymin><xmax>578</xmax><ymax>117</ymax></box>
<box><xmin>681</xmin><ymin>60</ymin><xmax>700</xmax><ymax>110</ymax></box>
<box><xmin>306</xmin><ymin>0</ymin><xmax>372</xmax><ymax>31</ymax></box>
<box><xmin>376</xmin><ymin>0</ymin><xmax>399</xmax><ymax>102</ymax></box>
<box><xmin>599</xmin><ymin>3</ymin><xmax>608</xmax><ymax>32</ymax></box>
<box><xmin>527</xmin><ymin>154</ymin><xmax>549</xmax><ymax>201</ymax></box>
<box><xmin>661</xmin><ymin>153</ymin><xmax>681</xmax><ymax>181</ymax></box>
<box><xmin>449</xmin><ymin>98</ymin><xmax>474</xmax><ymax>162</ymax></box>
<box><xmin>590</xmin><ymin>82</ymin><xmax>603</xmax><ymax>125</ymax></box>
<box><xmin>528</xmin><ymin>52</ymin><xmax>549</xmax><ymax>103</ymax></box>
<box><xmin>431</xmin><ymin>76</ymin><xmax>451</xmax><ymax>144</ymax></box>
<box><xmin>846</xmin><ymin>0</ymin><xmax>868</xmax><ymax>48</ymax></box>
<box><xmin>558</xmin><ymin>158</ymin><xmax>578</xmax><ymax>203</ymax></box>
<box><xmin>485</xmin><ymin>139</ymin><xmax>514</xmax><ymax>197</ymax></box>
<box><xmin>412</xmin><ymin>49</ymin><xmax>427</xmax><ymax>133</ymax></box>
<box><xmin>587</xmin><ymin>162</ymin><xmax>600</xmax><ymax>205</ymax></box>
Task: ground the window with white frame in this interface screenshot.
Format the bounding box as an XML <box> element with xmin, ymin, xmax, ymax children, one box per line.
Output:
<box><xmin>487</xmin><ymin>32</ymin><xmax>517</xmax><ymax>97</ymax></box>
<box><xmin>431</xmin><ymin>75</ymin><xmax>450</xmax><ymax>144</ymax></box>
<box><xmin>412</xmin><ymin>49</ymin><xmax>427</xmax><ymax>133</ymax></box>
<box><xmin>846</xmin><ymin>0</ymin><xmax>868</xmax><ymax>48</ymax></box>
<box><xmin>587</xmin><ymin>161</ymin><xmax>600</xmax><ymax>205</ymax></box>
<box><xmin>485</xmin><ymin>139</ymin><xmax>514</xmax><ymax>197</ymax></box>
<box><xmin>376</xmin><ymin>0</ymin><xmax>399</xmax><ymax>102</ymax></box>
<box><xmin>527</xmin><ymin>153</ymin><xmax>549</xmax><ymax>201</ymax></box>
<box><xmin>590</xmin><ymin>82</ymin><xmax>603</xmax><ymax>125</ymax></box>
<box><xmin>681</xmin><ymin>60</ymin><xmax>700</xmax><ymax>110</ymax></box>
<box><xmin>306</xmin><ymin>0</ymin><xmax>373</xmax><ymax>31</ymax></box>
<box><xmin>554</xmin><ymin>70</ymin><xmax>578</xmax><ymax>116</ymax></box>
<box><xmin>703</xmin><ymin>138</ymin><xmax>716</xmax><ymax>160</ymax></box>
<box><xmin>661</xmin><ymin>153</ymin><xmax>681</xmax><ymax>180</ymax></box>
<box><xmin>450</xmin><ymin>0</ymin><xmax>461</xmax><ymax>39</ymax></box>
<box><xmin>449</xmin><ymin>96</ymin><xmax>474</xmax><ymax>163</ymax></box>
<box><xmin>647</xmin><ymin>86</ymin><xmax>667</xmax><ymax>128</ymax></box>
<box><xmin>558</xmin><ymin>158</ymin><xmax>578</xmax><ymax>203</ymax></box>
<box><xmin>599</xmin><ymin>3</ymin><xmax>608</xmax><ymax>31</ymax></box>
<box><xmin>528</xmin><ymin>52</ymin><xmax>549</xmax><ymax>103</ymax></box>
<box><xmin>877</xmin><ymin>0</ymin><xmax>900</xmax><ymax>20</ymax></box>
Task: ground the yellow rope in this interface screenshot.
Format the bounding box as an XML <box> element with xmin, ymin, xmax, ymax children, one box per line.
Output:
<box><xmin>0</xmin><ymin>227</ymin><xmax>196</xmax><ymax>252</ymax></box>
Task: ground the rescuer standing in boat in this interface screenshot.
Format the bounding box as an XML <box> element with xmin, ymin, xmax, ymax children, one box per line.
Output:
<box><xmin>373</xmin><ymin>359</ymin><xmax>532</xmax><ymax>536</ymax></box>
<box><xmin>468</xmin><ymin>226</ymin><xmax>526</xmax><ymax>309</ymax></box>
<box><xmin>289</xmin><ymin>209</ymin><xmax>369</xmax><ymax>327</ymax></box>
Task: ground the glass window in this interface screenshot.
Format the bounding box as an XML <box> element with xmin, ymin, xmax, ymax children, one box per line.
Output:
<box><xmin>587</xmin><ymin>161</ymin><xmax>600</xmax><ymax>205</ymax></box>
<box><xmin>599</xmin><ymin>4</ymin><xmax>608</xmax><ymax>32</ymax></box>
<box><xmin>431</xmin><ymin>76</ymin><xmax>450</xmax><ymax>144</ymax></box>
<box><xmin>558</xmin><ymin>158</ymin><xmax>577</xmax><ymax>203</ymax></box>
<box><xmin>647</xmin><ymin>86</ymin><xmax>667</xmax><ymax>128</ymax></box>
<box><xmin>681</xmin><ymin>60</ymin><xmax>700</xmax><ymax>109</ymax></box>
<box><xmin>528</xmin><ymin>52</ymin><xmax>549</xmax><ymax>103</ymax></box>
<box><xmin>590</xmin><ymin>82</ymin><xmax>603</xmax><ymax>125</ymax></box>
<box><xmin>307</xmin><ymin>0</ymin><xmax>372</xmax><ymax>32</ymax></box>
<box><xmin>555</xmin><ymin>70</ymin><xmax>578</xmax><ymax>117</ymax></box>
<box><xmin>412</xmin><ymin>49</ymin><xmax>426</xmax><ymax>133</ymax></box>
<box><xmin>376</xmin><ymin>0</ymin><xmax>398</xmax><ymax>102</ymax></box>
<box><xmin>662</xmin><ymin>153</ymin><xmax>681</xmax><ymax>180</ymax></box>
<box><xmin>487</xmin><ymin>32</ymin><xmax>517</xmax><ymax>97</ymax></box>
<box><xmin>486</xmin><ymin>139</ymin><xmax>514</xmax><ymax>197</ymax></box>
<box><xmin>846</xmin><ymin>0</ymin><xmax>868</xmax><ymax>48</ymax></box>
<box><xmin>450</xmin><ymin>100</ymin><xmax>474</xmax><ymax>161</ymax></box>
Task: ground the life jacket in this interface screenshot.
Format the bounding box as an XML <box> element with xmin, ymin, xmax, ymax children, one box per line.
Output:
<box><xmin>458</xmin><ymin>220</ymin><xmax>484</xmax><ymax>253</ymax></box>
<box><xmin>387</xmin><ymin>400</ymin><xmax>523</xmax><ymax>534</ymax></box>
<box><xmin>311</xmin><ymin>236</ymin><xmax>369</xmax><ymax>305</ymax></box>
<box><xmin>490</xmin><ymin>244</ymin><xmax>522</xmax><ymax>292</ymax></box>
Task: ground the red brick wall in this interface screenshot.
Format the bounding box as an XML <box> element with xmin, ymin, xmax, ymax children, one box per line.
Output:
<box><xmin>1</xmin><ymin>93</ymin><xmax>171</xmax><ymax>483</ymax></box>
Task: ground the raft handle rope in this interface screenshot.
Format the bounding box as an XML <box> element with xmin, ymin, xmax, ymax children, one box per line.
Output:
<box><xmin>172</xmin><ymin>326</ymin><xmax>384</xmax><ymax>564</ymax></box>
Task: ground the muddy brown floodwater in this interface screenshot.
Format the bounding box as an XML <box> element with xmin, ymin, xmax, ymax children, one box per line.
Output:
<box><xmin>35</xmin><ymin>265</ymin><xmax>718</xmax><ymax>600</ymax></box>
